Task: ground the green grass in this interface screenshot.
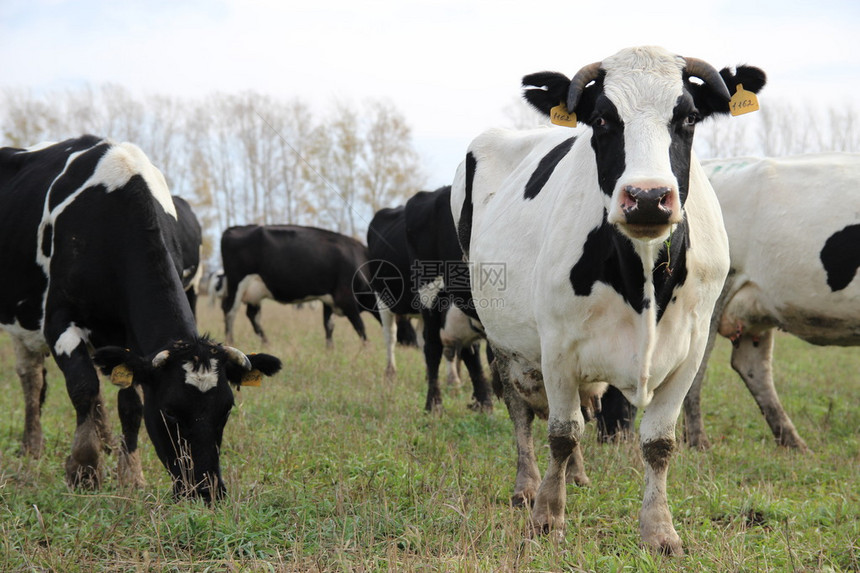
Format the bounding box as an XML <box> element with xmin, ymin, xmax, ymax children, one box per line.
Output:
<box><xmin>1</xmin><ymin>300</ymin><xmax>858</xmax><ymax>572</ymax></box>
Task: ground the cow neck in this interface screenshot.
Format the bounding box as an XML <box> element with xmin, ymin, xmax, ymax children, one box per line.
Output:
<box><xmin>120</xmin><ymin>232</ymin><xmax>198</xmax><ymax>357</ymax></box>
<box><xmin>629</xmin><ymin>220</ymin><xmax>689</xmax><ymax>408</ymax></box>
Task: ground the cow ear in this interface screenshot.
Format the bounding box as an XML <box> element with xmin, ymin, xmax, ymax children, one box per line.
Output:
<box><xmin>692</xmin><ymin>65</ymin><xmax>767</xmax><ymax>118</ymax></box>
<box><xmin>522</xmin><ymin>72</ymin><xmax>572</xmax><ymax>116</ymax></box>
<box><xmin>224</xmin><ymin>352</ymin><xmax>282</xmax><ymax>389</ymax></box>
<box><xmin>92</xmin><ymin>346</ymin><xmax>149</xmax><ymax>388</ymax></box>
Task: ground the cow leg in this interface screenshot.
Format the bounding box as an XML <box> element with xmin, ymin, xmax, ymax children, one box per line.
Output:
<box><xmin>638</xmin><ymin>376</ymin><xmax>688</xmax><ymax>555</ymax></box>
<box><xmin>683</xmin><ymin>281</ymin><xmax>729</xmax><ymax>450</ymax></box>
<box><xmin>380</xmin><ymin>307</ymin><xmax>397</xmax><ymax>378</ymax></box>
<box><xmin>342</xmin><ymin>305</ymin><xmax>368</xmax><ymax>343</ymax></box>
<box><xmin>221</xmin><ymin>283</ymin><xmax>239</xmax><ymax>345</ymax></box>
<box><xmin>496</xmin><ymin>357</ymin><xmax>541</xmax><ymax>506</ymax></box>
<box><xmin>323</xmin><ymin>304</ymin><xmax>335</xmax><ymax>349</ymax></box>
<box><xmin>443</xmin><ymin>344</ymin><xmax>463</xmax><ymax>388</ymax></box>
<box><xmin>421</xmin><ymin>309</ymin><xmax>445</xmax><ymax>412</ymax></box>
<box><xmin>533</xmin><ymin>386</ymin><xmax>584</xmax><ymax>536</ymax></box>
<box><xmin>46</xmin><ymin>321</ymin><xmax>112</xmax><ymax>489</ymax></box>
<box><xmin>460</xmin><ymin>343</ymin><xmax>493</xmax><ymax>413</ymax></box>
<box><xmin>13</xmin><ymin>339</ymin><xmax>47</xmax><ymax>457</ymax></box>
<box><xmin>116</xmin><ymin>385</ymin><xmax>146</xmax><ymax>487</ymax></box>
<box><xmin>245</xmin><ymin>303</ymin><xmax>268</xmax><ymax>344</ymax></box>
<box><xmin>731</xmin><ymin>330</ymin><xmax>809</xmax><ymax>451</ymax></box>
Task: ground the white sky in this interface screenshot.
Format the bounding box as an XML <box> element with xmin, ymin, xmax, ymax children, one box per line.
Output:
<box><xmin>2</xmin><ymin>0</ymin><xmax>859</xmax><ymax>188</ymax></box>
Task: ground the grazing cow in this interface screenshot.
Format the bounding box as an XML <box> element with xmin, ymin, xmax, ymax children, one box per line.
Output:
<box><xmin>366</xmin><ymin>195</ymin><xmax>493</xmax><ymax>412</ymax></box>
<box><xmin>682</xmin><ymin>153</ymin><xmax>860</xmax><ymax>452</ymax></box>
<box><xmin>451</xmin><ymin>46</ymin><xmax>765</xmax><ymax>553</ymax></box>
<box><xmin>172</xmin><ymin>195</ymin><xmax>203</xmax><ymax>316</ymax></box>
<box><xmin>220</xmin><ymin>224</ymin><xmax>379</xmax><ymax>346</ymax></box>
<box><xmin>0</xmin><ymin>136</ymin><xmax>282</xmax><ymax>501</ymax></box>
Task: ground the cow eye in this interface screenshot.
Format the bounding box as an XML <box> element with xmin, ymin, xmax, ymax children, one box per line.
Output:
<box><xmin>684</xmin><ymin>113</ymin><xmax>699</xmax><ymax>126</ymax></box>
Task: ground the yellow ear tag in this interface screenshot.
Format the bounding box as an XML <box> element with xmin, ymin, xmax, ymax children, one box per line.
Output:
<box><xmin>729</xmin><ymin>84</ymin><xmax>760</xmax><ymax>117</ymax></box>
<box><xmin>550</xmin><ymin>102</ymin><xmax>577</xmax><ymax>128</ymax></box>
<box><xmin>240</xmin><ymin>369</ymin><xmax>262</xmax><ymax>387</ymax></box>
<box><xmin>110</xmin><ymin>364</ymin><xmax>134</xmax><ymax>388</ymax></box>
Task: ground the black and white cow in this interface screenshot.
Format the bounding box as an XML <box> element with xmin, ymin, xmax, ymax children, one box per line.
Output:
<box><xmin>172</xmin><ymin>195</ymin><xmax>203</xmax><ymax>317</ymax></box>
<box><xmin>220</xmin><ymin>224</ymin><xmax>379</xmax><ymax>346</ymax></box>
<box><xmin>0</xmin><ymin>135</ymin><xmax>281</xmax><ymax>501</ymax></box>
<box><xmin>366</xmin><ymin>191</ymin><xmax>493</xmax><ymax>412</ymax></box>
<box><xmin>405</xmin><ymin>187</ymin><xmax>493</xmax><ymax>412</ymax></box>
<box><xmin>451</xmin><ymin>46</ymin><xmax>765</xmax><ymax>553</ymax></box>
<box><xmin>683</xmin><ymin>152</ymin><xmax>860</xmax><ymax>452</ymax></box>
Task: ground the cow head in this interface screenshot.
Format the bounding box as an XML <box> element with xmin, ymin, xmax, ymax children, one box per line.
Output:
<box><xmin>523</xmin><ymin>46</ymin><xmax>766</xmax><ymax>241</ymax></box>
<box><xmin>93</xmin><ymin>337</ymin><xmax>282</xmax><ymax>503</ymax></box>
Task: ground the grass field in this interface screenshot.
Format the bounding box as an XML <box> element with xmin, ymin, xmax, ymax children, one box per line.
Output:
<box><xmin>0</xmin><ymin>298</ymin><xmax>858</xmax><ymax>572</ymax></box>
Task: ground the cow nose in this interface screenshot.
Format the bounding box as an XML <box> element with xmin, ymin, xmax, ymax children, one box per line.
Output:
<box><xmin>620</xmin><ymin>185</ymin><xmax>676</xmax><ymax>225</ymax></box>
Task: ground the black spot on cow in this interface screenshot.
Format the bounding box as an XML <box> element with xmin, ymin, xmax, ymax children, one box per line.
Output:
<box><xmin>41</xmin><ymin>223</ymin><xmax>52</xmax><ymax>258</ymax></box>
<box><xmin>523</xmin><ymin>137</ymin><xmax>576</xmax><ymax>200</ymax></box>
<box><xmin>820</xmin><ymin>224</ymin><xmax>860</xmax><ymax>291</ymax></box>
<box><xmin>458</xmin><ymin>152</ymin><xmax>476</xmax><ymax>257</ymax></box>
<box><xmin>569</xmin><ymin>216</ymin><xmax>688</xmax><ymax>321</ymax></box>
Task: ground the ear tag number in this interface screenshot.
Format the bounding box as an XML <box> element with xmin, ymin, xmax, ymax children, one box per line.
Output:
<box><xmin>240</xmin><ymin>369</ymin><xmax>262</xmax><ymax>387</ymax></box>
<box><xmin>550</xmin><ymin>103</ymin><xmax>577</xmax><ymax>128</ymax></box>
<box><xmin>110</xmin><ymin>364</ymin><xmax>134</xmax><ymax>388</ymax></box>
<box><xmin>730</xmin><ymin>84</ymin><xmax>760</xmax><ymax>117</ymax></box>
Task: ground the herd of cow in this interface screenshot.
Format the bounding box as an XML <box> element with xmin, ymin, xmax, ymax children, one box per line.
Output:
<box><xmin>1</xmin><ymin>46</ymin><xmax>857</xmax><ymax>555</ymax></box>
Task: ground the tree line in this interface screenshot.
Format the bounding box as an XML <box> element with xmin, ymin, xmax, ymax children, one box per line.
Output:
<box><xmin>2</xmin><ymin>85</ymin><xmax>858</xmax><ymax>264</ymax></box>
<box><xmin>0</xmin><ymin>85</ymin><xmax>425</xmax><ymax>263</ymax></box>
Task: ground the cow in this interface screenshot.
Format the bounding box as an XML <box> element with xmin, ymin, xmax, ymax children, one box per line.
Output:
<box><xmin>366</xmin><ymin>194</ymin><xmax>493</xmax><ymax>412</ymax></box>
<box><xmin>220</xmin><ymin>224</ymin><xmax>379</xmax><ymax>347</ymax></box>
<box><xmin>682</xmin><ymin>152</ymin><xmax>860</xmax><ymax>452</ymax></box>
<box><xmin>450</xmin><ymin>46</ymin><xmax>765</xmax><ymax>553</ymax></box>
<box><xmin>405</xmin><ymin>187</ymin><xmax>493</xmax><ymax>412</ymax></box>
<box><xmin>0</xmin><ymin>135</ymin><xmax>282</xmax><ymax>502</ymax></box>
<box><xmin>172</xmin><ymin>195</ymin><xmax>203</xmax><ymax>317</ymax></box>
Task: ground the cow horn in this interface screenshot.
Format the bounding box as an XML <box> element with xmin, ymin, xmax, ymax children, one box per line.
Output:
<box><xmin>223</xmin><ymin>346</ymin><xmax>252</xmax><ymax>371</ymax></box>
<box><xmin>152</xmin><ymin>350</ymin><xmax>170</xmax><ymax>368</ymax></box>
<box><xmin>684</xmin><ymin>57</ymin><xmax>731</xmax><ymax>101</ymax></box>
<box><xmin>566</xmin><ymin>61</ymin><xmax>602</xmax><ymax>113</ymax></box>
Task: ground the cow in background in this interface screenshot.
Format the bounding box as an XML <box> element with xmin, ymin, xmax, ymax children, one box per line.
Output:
<box><xmin>682</xmin><ymin>153</ymin><xmax>860</xmax><ymax>451</ymax></box>
<box><xmin>220</xmin><ymin>224</ymin><xmax>379</xmax><ymax>346</ymax></box>
<box><xmin>0</xmin><ymin>136</ymin><xmax>281</xmax><ymax>501</ymax></box>
<box><xmin>405</xmin><ymin>187</ymin><xmax>493</xmax><ymax>412</ymax></box>
<box><xmin>452</xmin><ymin>46</ymin><xmax>765</xmax><ymax>553</ymax></box>
<box><xmin>367</xmin><ymin>198</ymin><xmax>493</xmax><ymax>412</ymax></box>
<box><xmin>172</xmin><ymin>196</ymin><xmax>203</xmax><ymax>317</ymax></box>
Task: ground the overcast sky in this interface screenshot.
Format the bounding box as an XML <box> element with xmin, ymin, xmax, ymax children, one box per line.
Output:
<box><xmin>2</xmin><ymin>0</ymin><xmax>859</xmax><ymax>187</ymax></box>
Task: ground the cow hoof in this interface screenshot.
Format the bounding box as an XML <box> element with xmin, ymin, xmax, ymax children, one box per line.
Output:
<box><xmin>467</xmin><ymin>399</ymin><xmax>494</xmax><ymax>414</ymax></box>
<box><xmin>384</xmin><ymin>365</ymin><xmax>397</xmax><ymax>380</ymax></box>
<box><xmin>117</xmin><ymin>449</ymin><xmax>146</xmax><ymax>488</ymax></box>
<box><xmin>65</xmin><ymin>456</ymin><xmax>103</xmax><ymax>489</ymax></box>
<box><xmin>510</xmin><ymin>491</ymin><xmax>535</xmax><ymax>508</ymax></box>
<box><xmin>424</xmin><ymin>396</ymin><xmax>443</xmax><ymax>413</ymax></box>
<box><xmin>566</xmin><ymin>472</ymin><xmax>591</xmax><ymax>487</ymax></box>
<box><xmin>18</xmin><ymin>436</ymin><xmax>45</xmax><ymax>459</ymax></box>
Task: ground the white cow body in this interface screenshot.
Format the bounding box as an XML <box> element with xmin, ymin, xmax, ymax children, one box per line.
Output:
<box><xmin>684</xmin><ymin>153</ymin><xmax>860</xmax><ymax>450</ymax></box>
<box><xmin>451</xmin><ymin>46</ymin><xmax>765</xmax><ymax>554</ymax></box>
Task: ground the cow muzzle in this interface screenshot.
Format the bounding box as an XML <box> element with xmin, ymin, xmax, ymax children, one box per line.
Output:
<box><xmin>613</xmin><ymin>184</ymin><xmax>681</xmax><ymax>239</ymax></box>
